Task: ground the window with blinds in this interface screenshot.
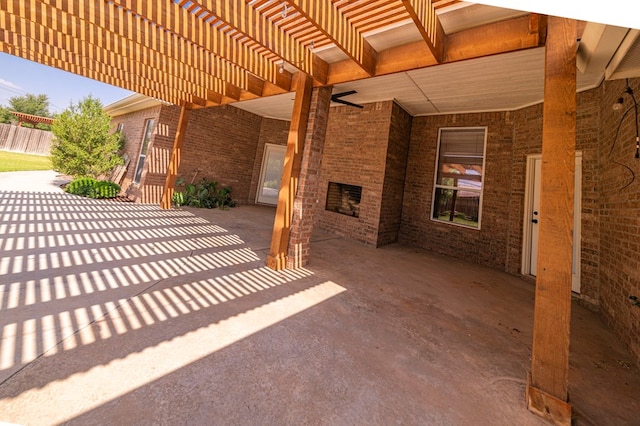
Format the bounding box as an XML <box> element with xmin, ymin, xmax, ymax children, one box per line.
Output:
<box><xmin>431</xmin><ymin>127</ymin><xmax>487</xmax><ymax>229</ymax></box>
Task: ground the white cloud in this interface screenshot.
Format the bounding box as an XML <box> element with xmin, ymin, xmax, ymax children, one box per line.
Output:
<box><xmin>0</xmin><ymin>77</ymin><xmax>25</xmax><ymax>105</ymax></box>
<box><xmin>0</xmin><ymin>77</ymin><xmax>22</xmax><ymax>91</ymax></box>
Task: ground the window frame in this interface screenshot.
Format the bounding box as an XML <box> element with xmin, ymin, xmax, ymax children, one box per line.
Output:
<box><xmin>430</xmin><ymin>126</ymin><xmax>488</xmax><ymax>230</ymax></box>
<box><xmin>133</xmin><ymin>118</ymin><xmax>155</xmax><ymax>184</ymax></box>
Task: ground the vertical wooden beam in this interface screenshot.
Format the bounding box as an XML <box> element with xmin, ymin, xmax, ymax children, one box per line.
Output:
<box><xmin>266</xmin><ymin>72</ymin><xmax>314</xmax><ymax>270</ymax></box>
<box><xmin>160</xmin><ymin>103</ymin><xmax>192</xmax><ymax>210</ymax></box>
<box><xmin>527</xmin><ymin>16</ymin><xmax>577</xmax><ymax>426</ymax></box>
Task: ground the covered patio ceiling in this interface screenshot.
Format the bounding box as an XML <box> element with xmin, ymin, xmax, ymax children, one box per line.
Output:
<box><xmin>4</xmin><ymin>1</ymin><xmax>639</xmax><ymax>119</ymax></box>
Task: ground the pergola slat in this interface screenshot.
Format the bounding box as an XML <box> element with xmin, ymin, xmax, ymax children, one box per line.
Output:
<box><xmin>0</xmin><ymin>38</ymin><xmax>200</xmax><ymax>109</ymax></box>
<box><xmin>191</xmin><ymin>0</ymin><xmax>329</xmax><ymax>84</ymax></box>
<box><xmin>0</xmin><ymin>38</ymin><xmax>184</xmax><ymax>105</ymax></box>
<box><xmin>285</xmin><ymin>0</ymin><xmax>377</xmax><ymax>76</ymax></box>
<box><xmin>0</xmin><ymin>26</ymin><xmax>193</xmax><ymax>105</ymax></box>
<box><xmin>0</xmin><ymin>0</ymin><xmax>547</xmax><ymax>106</ymax></box>
<box><xmin>2</xmin><ymin>0</ymin><xmax>227</xmax><ymax>104</ymax></box>
<box><xmin>326</xmin><ymin>13</ymin><xmax>545</xmax><ymax>86</ymax></box>
<box><xmin>113</xmin><ymin>0</ymin><xmax>292</xmax><ymax>93</ymax></box>
<box><xmin>401</xmin><ymin>0</ymin><xmax>445</xmax><ymax>63</ymax></box>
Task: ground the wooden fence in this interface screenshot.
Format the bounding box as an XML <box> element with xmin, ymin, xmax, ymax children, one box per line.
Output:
<box><xmin>0</xmin><ymin>123</ymin><xmax>53</xmax><ymax>155</ymax></box>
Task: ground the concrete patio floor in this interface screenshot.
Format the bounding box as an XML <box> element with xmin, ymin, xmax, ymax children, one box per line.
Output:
<box><xmin>0</xmin><ymin>175</ymin><xmax>639</xmax><ymax>425</ymax></box>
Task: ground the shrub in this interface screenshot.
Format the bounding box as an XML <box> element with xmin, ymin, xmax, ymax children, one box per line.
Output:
<box><xmin>65</xmin><ymin>177</ymin><xmax>120</xmax><ymax>199</ymax></box>
<box><xmin>94</xmin><ymin>181</ymin><xmax>121</xmax><ymax>199</ymax></box>
<box><xmin>51</xmin><ymin>96</ymin><xmax>123</xmax><ymax>178</ymax></box>
<box><xmin>172</xmin><ymin>177</ymin><xmax>236</xmax><ymax>209</ymax></box>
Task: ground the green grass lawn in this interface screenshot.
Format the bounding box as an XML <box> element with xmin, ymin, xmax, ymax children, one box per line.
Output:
<box><xmin>0</xmin><ymin>151</ymin><xmax>52</xmax><ymax>172</ymax></box>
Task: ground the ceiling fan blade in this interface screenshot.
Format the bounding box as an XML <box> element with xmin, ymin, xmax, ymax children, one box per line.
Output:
<box><xmin>331</xmin><ymin>90</ymin><xmax>364</xmax><ymax>109</ymax></box>
<box><xmin>332</xmin><ymin>99</ymin><xmax>364</xmax><ymax>109</ymax></box>
<box><xmin>332</xmin><ymin>90</ymin><xmax>358</xmax><ymax>98</ymax></box>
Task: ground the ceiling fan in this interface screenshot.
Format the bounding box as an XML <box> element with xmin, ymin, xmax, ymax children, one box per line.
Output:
<box><xmin>331</xmin><ymin>90</ymin><xmax>364</xmax><ymax>109</ymax></box>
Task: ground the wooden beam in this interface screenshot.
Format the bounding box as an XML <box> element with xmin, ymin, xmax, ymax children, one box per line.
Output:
<box><xmin>114</xmin><ymin>0</ymin><xmax>293</xmax><ymax>93</ymax></box>
<box><xmin>444</xmin><ymin>14</ymin><xmax>546</xmax><ymax>63</ymax></box>
<box><xmin>161</xmin><ymin>103</ymin><xmax>192</xmax><ymax>210</ymax></box>
<box><xmin>266</xmin><ymin>72</ymin><xmax>313</xmax><ymax>270</ymax></box>
<box><xmin>375</xmin><ymin>40</ymin><xmax>440</xmax><ymax>76</ymax></box>
<box><xmin>324</xmin><ymin>14</ymin><xmax>543</xmax><ymax>86</ymax></box>
<box><xmin>401</xmin><ymin>0</ymin><xmax>445</xmax><ymax>63</ymax></box>
<box><xmin>190</xmin><ymin>95</ymin><xmax>208</xmax><ymax>108</ymax></box>
<box><xmin>285</xmin><ymin>0</ymin><xmax>377</xmax><ymax>76</ymax></box>
<box><xmin>527</xmin><ymin>16</ymin><xmax>577</xmax><ymax>426</ymax></box>
<box><xmin>192</xmin><ymin>0</ymin><xmax>329</xmax><ymax>84</ymax></box>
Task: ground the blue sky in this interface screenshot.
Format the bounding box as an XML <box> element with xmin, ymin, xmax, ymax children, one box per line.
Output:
<box><xmin>0</xmin><ymin>53</ymin><xmax>133</xmax><ymax>114</ymax></box>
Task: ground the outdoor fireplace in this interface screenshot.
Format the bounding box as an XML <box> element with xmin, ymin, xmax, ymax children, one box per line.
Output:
<box><xmin>326</xmin><ymin>182</ymin><xmax>362</xmax><ymax>217</ymax></box>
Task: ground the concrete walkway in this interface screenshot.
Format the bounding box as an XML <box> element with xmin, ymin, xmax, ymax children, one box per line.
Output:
<box><xmin>0</xmin><ymin>170</ymin><xmax>70</xmax><ymax>193</ymax></box>
<box><xmin>0</xmin><ymin>174</ymin><xmax>639</xmax><ymax>425</ymax></box>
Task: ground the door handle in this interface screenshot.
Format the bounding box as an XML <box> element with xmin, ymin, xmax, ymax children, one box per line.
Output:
<box><xmin>532</xmin><ymin>219</ymin><xmax>538</xmax><ymax>224</ymax></box>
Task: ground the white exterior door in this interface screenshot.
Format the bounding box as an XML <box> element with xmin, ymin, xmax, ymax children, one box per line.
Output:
<box><xmin>524</xmin><ymin>154</ymin><xmax>582</xmax><ymax>293</ymax></box>
<box><xmin>256</xmin><ymin>144</ymin><xmax>286</xmax><ymax>205</ymax></box>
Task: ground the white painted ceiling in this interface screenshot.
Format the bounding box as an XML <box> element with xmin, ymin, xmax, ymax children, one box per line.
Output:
<box><xmin>234</xmin><ymin>46</ymin><xmax>607</xmax><ymax>120</ymax></box>
<box><xmin>233</xmin><ymin>2</ymin><xmax>637</xmax><ymax>121</ymax></box>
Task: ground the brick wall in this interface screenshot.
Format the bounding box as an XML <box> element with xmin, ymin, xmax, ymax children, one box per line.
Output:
<box><xmin>141</xmin><ymin>105</ymin><xmax>182</xmax><ymax>204</ymax></box>
<box><xmin>109</xmin><ymin>105</ymin><xmax>163</xmax><ymax>202</ymax></box>
<box><xmin>505</xmin><ymin>93</ymin><xmax>601</xmax><ymax>304</ymax></box>
<box><xmin>287</xmin><ymin>86</ymin><xmax>333</xmax><ymax>268</ymax></box>
<box><xmin>316</xmin><ymin>101</ymin><xmax>400</xmax><ymax>246</ymax></box>
<box><xmin>506</xmin><ymin>105</ymin><xmax>542</xmax><ymax>278</ymax></box>
<box><xmin>176</xmin><ymin>105</ymin><xmax>263</xmax><ymax>204</ymax></box>
<box><xmin>575</xmin><ymin>89</ymin><xmax>601</xmax><ymax>305</ymax></box>
<box><xmin>598</xmin><ymin>77</ymin><xmax>640</xmax><ymax>364</ymax></box>
<box><xmin>401</xmin><ymin>95</ymin><xmax>601</xmax><ymax>303</ymax></box>
<box><xmin>378</xmin><ymin>102</ymin><xmax>412</xmax><ymax>245</ymax></box>
<box><xmin>400</xmin><ymin>112</ymin><xmax>514</xmax><ymax>270</ymax></box>
<box><xmin>114</xmin><ymin>104</ymin><xmax>286</xmax><ymax>205</ymax></box>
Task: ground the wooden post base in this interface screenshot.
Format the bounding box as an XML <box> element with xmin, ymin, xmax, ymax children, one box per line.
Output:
<box><xmin>526</xmin><ymin>373</ymin><xmax>572</xmax><ymax>426</ymax></box>
<box><xmin>266</xmin><ymin>253</ymin><xmax>287</xmax><ymax>271</ymax></box>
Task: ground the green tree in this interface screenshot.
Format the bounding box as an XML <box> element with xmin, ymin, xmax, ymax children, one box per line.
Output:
<box><xmin>51</xmin><ymin>95</ymin><xmax>123</xmax><ymax>178</ymax></box>
<box><xmin>9</xmin><ymin>93</ymin><xmax>51</xmax><ymax>117</ymax></box>
<box><xmin>0</xmin><ymin>93</ymin><xmax>52</xmax><ymax>129</ymax></box>
<box><xmin>0</xmin><ymin>106</ymin><xmax>13</xmax><ymax>124</ymax></box>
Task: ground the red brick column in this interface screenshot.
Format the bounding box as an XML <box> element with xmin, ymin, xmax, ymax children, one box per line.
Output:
<box><xmin>286</xmin><ymin>86</ymin><xmax>332</xmax><ymax>268</ymax></box>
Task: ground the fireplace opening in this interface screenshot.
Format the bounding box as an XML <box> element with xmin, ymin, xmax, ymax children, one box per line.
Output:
<box><xmin>326</xmin><ymin>182</ymin><xmax>362</xmax><ymax>218</ymax></box>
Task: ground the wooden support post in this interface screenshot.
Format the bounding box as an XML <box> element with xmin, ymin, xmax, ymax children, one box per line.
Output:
<box><xmin>160</xmin><ymin>103</ymin><xmax>192</xmax><ymax>210</ymax></box>
<box><xmin>527</xmin><ymin>16</ymin><xmax>577</xmax><ymax>426</ymax></box>
<box><xmin>266</xmin><ymin>72</ymin><xmax>314</xmax><ymax>270</ymax></box>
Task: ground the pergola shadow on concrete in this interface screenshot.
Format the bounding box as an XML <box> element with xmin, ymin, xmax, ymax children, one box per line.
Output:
<box><xmin>6</xmin><ymin>1</ymin><xmax>640</xmax><ymax>421</ymax></box>
<box><xmin>0</xmin><ymin>190</ymin><xmax>638</xmax><ymax>425</ymax></box>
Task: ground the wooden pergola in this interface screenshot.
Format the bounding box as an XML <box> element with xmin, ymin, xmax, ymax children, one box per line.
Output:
<box><xmin>0</xmin><ymin>1</ymin><xmax>595</xmax><ymax>424</ymax></box>
<box><xmin>10</xmin><ymin>111</ymin><xmax>54</xmax><ymax>127</ymax></box>
<box><xmin>0</xmin><ymin>1</ymin><xmax>546</xmax><ymax>107</ymax></box>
